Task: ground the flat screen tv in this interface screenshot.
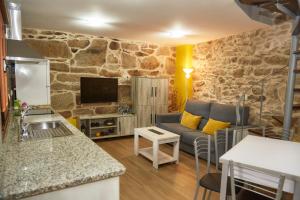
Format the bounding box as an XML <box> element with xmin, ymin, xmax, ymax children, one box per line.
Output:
<box><xmin>80</xmin><ymin>77</ymin><xmax>118</xmax><ymax>103</ymax></box>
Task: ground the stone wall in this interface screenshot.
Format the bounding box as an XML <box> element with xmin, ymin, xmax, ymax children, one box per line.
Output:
<box><xmin>192</xmin><ymin>22</ymin><xmax>300</xmax><ymax>129</ymax></box>
<box><xmin>22</xmin><ymin>23</ymin><xmax>300</xmax><ymax>134</ymax></box>
<box><xmin>22</xmin><ymin>28</ymin><xmax>177</xmax><ymax>118</ymax></box>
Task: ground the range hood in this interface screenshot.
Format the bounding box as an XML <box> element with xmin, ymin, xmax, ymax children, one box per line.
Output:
<box><xmin>6</xmin><ymin>39</ymin><xmax>44</xmax><ymax>62</ymax></box>
<box><xmin>5</xmin><ymin>1</ymin><xmax>44</xmax><ymax>62</ymax></box>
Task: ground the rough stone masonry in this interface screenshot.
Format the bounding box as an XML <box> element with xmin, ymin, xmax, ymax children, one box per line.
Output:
<box><xmin>192</xmin><ymin>21</ymin><xmax>300</xmax><ymax>134</ymax></box>
<box><xmin>23</xmin><ymin>22</ymin><xmax>300</xmax><ymax>137</ymax></box>
<box><xmin>22</xmin><ymin>28</ymin><xmax>177</xmax><ymax>118</ymax></box>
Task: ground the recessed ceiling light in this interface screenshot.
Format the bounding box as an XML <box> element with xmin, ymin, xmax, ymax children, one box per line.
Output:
<box><xmin>81</xmin><ymin>17</ymin><xmax>109</xmax><ymax>27</ymax></box>
<box><xmin>164</xmin><ymin>28</ymin><xmax>191</xmax><ymax>38</ymax></box>
<box><xmin>77</xmin><ymin>14</ymin><xmax>117</xmax><ymax>28</ymax></box>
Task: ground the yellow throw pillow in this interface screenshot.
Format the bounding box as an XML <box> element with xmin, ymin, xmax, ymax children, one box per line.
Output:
<box><xmin>203</xmin><ymin>118</ymin><xmax>230</xmax><ymax>135</ymax></box>
<box><xmin>180</xmin><ymin>111</ymin><xmax>202</xmax><ymax>130</ymax></box>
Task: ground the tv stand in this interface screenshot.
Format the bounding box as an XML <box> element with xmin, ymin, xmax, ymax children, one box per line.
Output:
<box><xmin>79</xmin><ymin>113</ymin><xmax>137</xmax><ymax>140</ymax></box>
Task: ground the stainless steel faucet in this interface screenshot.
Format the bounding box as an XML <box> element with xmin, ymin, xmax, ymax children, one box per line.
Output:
<box><xmin>20</xmin><ymin>106</ymin><xmax>32</xmax><ymax>137</ymax></box>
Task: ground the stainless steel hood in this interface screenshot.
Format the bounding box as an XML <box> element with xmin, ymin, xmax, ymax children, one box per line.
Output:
<box><xmin>6</xmin><ymin>2</ymin><xmax>22</xmax><ymax>40</ymax></box>
<box><xmin>6</xmin><ymin>39</ymin><xmax>45</xmax><ymax>62</ymax></box>
<box><xmin>5</xmin><ymin>1</ymin><xmax>45</xmax><ymax>62</ymax></box>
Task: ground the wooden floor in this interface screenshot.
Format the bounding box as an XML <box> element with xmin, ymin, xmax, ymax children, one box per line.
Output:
<box><xmin>96</xmin><ymin>137</ymin><xmax>293</xmax><ymax>200</ymax></box>
<box><xmin>97</xmin><ymin>137</ymin><xmax>219</xmax><ymax>200</ymax></box>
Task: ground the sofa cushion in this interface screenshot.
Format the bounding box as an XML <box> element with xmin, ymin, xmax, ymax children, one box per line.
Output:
<box><xmin>157</xmin><ymin>123</ymin><xmax>198</xmax><ymax>135</ymax></box>
<box><xmin>209</xmin><ymin>103</ymin><xmax>249</xmax><ymax>125</ymax></box>
<box><xmin>156</xmin><ymin>112</ymin><xmax>182</xmax><ymax>124</ymax></box>
<box><xmin>185</xmin><ymin>100</ymin><xmax>211</xmax><ymax>119</ymax></box>
<box><xmin>202</xmin><ymin>118</ymin><xmax>230</xmax><ymax>135</ymax></box>
<box><xmin>181</xmin><ymin>131</ymin><xmax>204</xmax><ymax>145</ymax></box>
<box><xmin>180</xmin><ymin>111</ymin><xmax>202</xmax><ymax>130</ymax></box>
<box><xmin>181</xmin><ymin>132</ymin><xmax>216</xmax><ymax>152</ymax></box>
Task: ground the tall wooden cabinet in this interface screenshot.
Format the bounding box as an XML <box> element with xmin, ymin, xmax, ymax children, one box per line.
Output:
<box><xmin>132</xmin><ymin>77</ymin><xmax>168</xmax><ymax>127</ymax></box>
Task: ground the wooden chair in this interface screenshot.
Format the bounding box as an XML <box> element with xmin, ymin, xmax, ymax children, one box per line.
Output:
<box><xmin>229</xmin><ymin>160</ymin><xmax>285</xmax><ymax>200</ymax></box>
<box><xmin>193</xmin><ymin>132</ymin><xmax>232</xmax><ymax>200</ymax></box>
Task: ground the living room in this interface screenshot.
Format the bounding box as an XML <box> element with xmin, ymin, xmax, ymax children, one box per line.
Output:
<box><xmin>0</xmin><ymin>0</ymin><xmax>300</xmax><ymax>200</ymax></box>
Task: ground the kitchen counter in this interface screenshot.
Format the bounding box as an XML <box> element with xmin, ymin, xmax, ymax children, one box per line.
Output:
<box><xmin>0</xmin><ymin>113</ymin><xmax>126</xmax><ymax>199</ymax></box>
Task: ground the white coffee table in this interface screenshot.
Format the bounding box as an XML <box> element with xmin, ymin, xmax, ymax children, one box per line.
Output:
<box><xmin>134</xmin><ymin>126</ymin><xmax>180</xmax><ymax>169</ymax></box>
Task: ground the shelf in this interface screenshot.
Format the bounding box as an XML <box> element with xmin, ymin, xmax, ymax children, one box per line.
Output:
<box><xmin>79</xmin><ymin>113</ymin><xmax>136</xmax><ymax>140</ymax></box>
<box><xmin>139</xmin><ymin>147</ymin><xmax>176</xmax><ymax>165</ymax></box>
<box><xmin>90</xmin><ymin>125</ymin><xmax>117</xmax><ymax>130</ymax></box>
<box><xmin>90</xmin><ymin>134</ymin><xmax>120</xmax><ymax>140</ymax></box>
<box><xmin>79</xmin><ymin>113</ymin><xmax>135</xmax><ymax>120</ymax></box>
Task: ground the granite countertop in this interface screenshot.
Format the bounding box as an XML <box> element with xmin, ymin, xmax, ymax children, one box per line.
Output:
<box><xmin>0</xmin><ymin>113</ymin><xmax>126</xmax><ymax>199</ymax></box>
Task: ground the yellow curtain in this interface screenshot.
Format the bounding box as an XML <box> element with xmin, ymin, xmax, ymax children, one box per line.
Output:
<box><xmin>175</xmin><ymin>45</ymin><xmax>193</xmax><ymax>112</ymax></box>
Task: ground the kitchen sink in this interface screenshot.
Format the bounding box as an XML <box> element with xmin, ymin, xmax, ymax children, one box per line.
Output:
<box><xmin>25</xmin><ymin>108</ymin><xmax>54</xmax><ymax>116</ymax></box>
<box><xmin>20</xmin><ymin>121</ymin><xmax>73</xmax><ymax>141</ymax></box>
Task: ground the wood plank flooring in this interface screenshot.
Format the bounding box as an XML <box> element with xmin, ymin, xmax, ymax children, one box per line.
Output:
<box><xmin>96</xmin><ymin>137</ymin><xmax>293</xmax><ymax>200</ymax></box>
<box><xmin>97</xmin><ymin>137</ymin><xmax>219</xmax><ymax>200</ymax></box>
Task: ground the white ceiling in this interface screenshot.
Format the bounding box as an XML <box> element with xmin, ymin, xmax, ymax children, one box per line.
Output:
<box><xmin>19</xmin><ymin>0</ymin><xmax>267</xmax><ymax>45</ymax></box>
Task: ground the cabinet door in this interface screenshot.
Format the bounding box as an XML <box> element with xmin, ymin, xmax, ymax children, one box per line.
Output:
<box><xmin>15</xmin><ymin>61</ymin><xmax>50</xmax><ymax>105</ymax></box>
<box><xmin>119</xmin><ymin>115</ymin><xmax>137</xmax><ymax>135</ymax></box>
<box><xmin>152</xmin><ymin>79</ymin><xmax>168</xmax><ymax>105</ymax></box>
<box><xmin>133</xmin><ymin>77</ymin><xmax>153</xmax><ymax>106</ymax></box>
<box><xmin>136</xmin><ymin>105</ymin><xmax>153</xmax><ymax>127</ymax></box>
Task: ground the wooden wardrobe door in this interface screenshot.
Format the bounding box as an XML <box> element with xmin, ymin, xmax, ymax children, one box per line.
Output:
<box><xmin>152</xmin><ymin>78</ymin><xmax>168</xmax><ymax>106</ymax></box>
<box><xmin>136</xmin><ymin>105</ymin><xmax>152</xmax><ymax>128</ymax></box>
<box><xmin>133</xmin><ymin>77</ymin><xmax>153</xmax><ymax>106</ymax></box>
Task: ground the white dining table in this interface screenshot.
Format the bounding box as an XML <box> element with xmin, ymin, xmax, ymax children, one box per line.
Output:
<box><xmin>219</xmin><ymin>135</ymin><xmax>300</xmax><ymax>200</ymax></box>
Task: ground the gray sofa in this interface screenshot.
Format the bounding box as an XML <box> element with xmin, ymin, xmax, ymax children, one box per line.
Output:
<box><xmin>156</xmin><ymin>100</ymin><xmax>250</xmax><ymax>163</ymax></box>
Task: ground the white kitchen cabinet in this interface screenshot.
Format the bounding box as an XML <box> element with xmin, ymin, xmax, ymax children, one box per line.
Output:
<box><xmin>23</xmin><ymin>176</ymin><xmax>120</xmax><ymax>200</ymax></box>
<box><xmin>15</xmin><ymin>60</ymin><xmax>50</xmax><ymax>105</ymax></box>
